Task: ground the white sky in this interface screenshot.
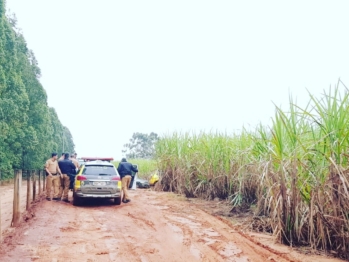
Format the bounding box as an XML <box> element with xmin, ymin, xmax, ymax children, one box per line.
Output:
<box><xmin>5</xmin><ymin>0</ymin><xmax>349</xmax><ymax>159</ymax></box>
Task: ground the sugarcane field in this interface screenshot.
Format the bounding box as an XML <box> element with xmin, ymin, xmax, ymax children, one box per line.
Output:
<box><xmin>1</xmin><ymin>0</ymin><xmax>349</xmax><ymax>261</ymax></box>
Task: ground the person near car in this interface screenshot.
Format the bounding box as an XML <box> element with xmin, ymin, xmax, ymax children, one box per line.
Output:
<box><xmin>58</xmin><ymin>152</ymin><xmax>65</xmax><ymax>162</ymax></box>
<box><xmin>117</xmin><ymin>158</ymin><xmax>138</xmax><ymax>203</ymax></box>
<box><xmin>70</xmin><ymin>154</ymin><xmax>80</xmax><ymax>169</ymax></box>
<box><xmin>58</xmin><ymin>153</ymin><xmax>76</xmax><ymax>203</ymax></box>
<box><xmin>69</xmin><ymin>154</ymin><xmax>79</xmax><ymax>189</ymax></box>
<box><xmin>44</xmin><ymin>153</ymin><xmax>62</xmax><ymax>201</ymax></box>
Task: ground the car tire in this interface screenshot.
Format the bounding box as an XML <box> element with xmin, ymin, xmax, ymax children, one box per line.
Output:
<box><xmin>73</xmin><ymin>196</ymin><xmax>82</xmax><ymax>206</ymax></box>
<box><xmin>113</xmin><ymin>197</ymin><xmax>122</xmax><ymax>205</ymax></box>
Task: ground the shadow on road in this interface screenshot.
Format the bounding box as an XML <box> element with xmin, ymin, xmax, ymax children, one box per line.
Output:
<box><xmin>70</xmin><ymin>198</ymin><xmax>125</xmax><ymax>208</ymax></box>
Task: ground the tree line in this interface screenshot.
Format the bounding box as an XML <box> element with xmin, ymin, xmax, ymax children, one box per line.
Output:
<box><xmin>0</xmin><ymin>1</ymin><xmax>74</xmax><ymax>178</ymax></box>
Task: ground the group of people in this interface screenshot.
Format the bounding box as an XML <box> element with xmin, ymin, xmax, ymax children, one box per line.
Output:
<box><xmin>44</xmin><ymin>152</ymin><xmax>79</xmax><ymax>203</ymax></box>
<box><xmin>45</xmin><ymin>153</ymin><xmax>138</xmax><ymax>204</ymax></box>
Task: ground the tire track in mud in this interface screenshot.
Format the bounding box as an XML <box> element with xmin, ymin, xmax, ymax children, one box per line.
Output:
<box><xmin>0</xmin><ymin>190</ymin><xmax>344</xmax><ymax>262</ymax></box>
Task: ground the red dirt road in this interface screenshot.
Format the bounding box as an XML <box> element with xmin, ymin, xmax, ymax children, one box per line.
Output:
<box><xmin>0</xmin><ymin>182</ymin><xmax>32</xmax><ymax>237</ymax></box>
<box><xmin>0</xmin><ymin>189</ymin><xmax>344</xmax><ymax>262</ymax></box>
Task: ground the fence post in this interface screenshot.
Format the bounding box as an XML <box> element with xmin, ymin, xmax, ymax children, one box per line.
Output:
<box><xmin>11</xmin><ymin>170</ymin><xmax>22</xmax><ymax>227</ymax></box>
<box><xmin>38</xmin><ymin>170</ymin><xmax>41</xmax><ymax>195</ymax></box>
<box><xmin>26</xmin><ymin>170</ymin><xmax>30</xmax><ymax>210</ymax></box>
<box><xmin>32</xmin><ymin>170</ymin><xmax>36</xmax><ymax>202</ymax></box>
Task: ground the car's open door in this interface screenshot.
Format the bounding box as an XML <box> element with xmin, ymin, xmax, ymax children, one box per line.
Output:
<box><xmin>129</xmin><ymin>164</ymin><xmax>138</xmax><ymax>189</ymax></box>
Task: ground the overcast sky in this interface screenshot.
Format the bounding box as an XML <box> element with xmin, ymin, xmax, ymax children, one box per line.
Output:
<box><xmin>5</xmin><ymin>0</ymin><xmax>349</xmax><ymax>159</ymax></box>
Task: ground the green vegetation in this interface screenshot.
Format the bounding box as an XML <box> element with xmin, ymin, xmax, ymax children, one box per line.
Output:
<box><xmin>0</xmin><ymin>2</ymin><xmax>74</xmax><ymax>178</ymax></box>
<box><xmin>155</xmin><ymin>83</ymin><xmax>349</xmax><ymax>258</ymax></box>
<box><xmin>113</xmin><ymin>159</ymin><xmax>157</xmax><ymax>179</ymax></box>
<box><xmin>122</xmin><ymin>132</ymin><xmax>159</xmax><ymax>159</ymax></box>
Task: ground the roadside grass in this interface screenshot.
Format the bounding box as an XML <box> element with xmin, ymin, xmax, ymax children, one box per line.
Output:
<box><xmin>113</xmin><ymin>159</ymin><xmax>157</xmax><ymax>179</ymax></box>
<box><xmin>154</xmin><ymin>82</ymin><xmax>349</xmax><ymax>259</ymax></box>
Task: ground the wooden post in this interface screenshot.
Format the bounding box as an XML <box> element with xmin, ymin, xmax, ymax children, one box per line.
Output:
<box><xmin>32</xmin><ymin>170</ymin><xmax>36</xmax><ymax>202</ymax></box>
<box><xmin>38</xmin><ymin>170</ymin><xmax>42</xmax><ymax>195</ymax></box>
<box><xmin>26</xmin><ymin>170</ymin><xmax>30</xmax><ymax>210</ymax></box>
<box><xmin>11</xmin><ymin>170</ymin><xmax>22</xmax><ymax>227</ymax></box>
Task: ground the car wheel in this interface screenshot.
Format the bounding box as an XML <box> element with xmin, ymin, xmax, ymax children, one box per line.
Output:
<box><xmin>73</xmin><ymin>196</ymin><xmax>82</xmax><ymax>206</ymax></box>
<box><xmin>113</xmin><ymin>197</ymin><xmax>122</xmax><ymax>205</ymax></box>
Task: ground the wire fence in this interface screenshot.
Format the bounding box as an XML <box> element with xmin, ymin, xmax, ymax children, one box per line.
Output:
<box><xmin>0</xmin><ymin>169</ymin><xmax>46</xmax><ymax>241</ymax></box>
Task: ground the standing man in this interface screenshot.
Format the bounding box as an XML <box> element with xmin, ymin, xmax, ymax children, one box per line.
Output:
<box><xmin>69</xmin><ymin>153</ymin><xmax>79</xmax><ymax>190</ymax></box>
<box><xmin>44</xmin><ymin>153</ymin><xmax>62</xmax><ymax>201</ymax></box>
<box><xmin>58</xmin><ymin>153</ymin><xmax>65</xmax><ymax>162</ymax></box>
<box><xmin>58</xmin><ymin>153</ymin><xmax>76</xmax><ymax>203</ymax></box>
<box><xmin>117</xmin><ymin>158</ymin><xmax>138</xmax><ymax>203</ymax></box>
<box><xmin>70</xmin><ymin>153</ymin><xmax>80</xmax><ymax>169</ymax></box>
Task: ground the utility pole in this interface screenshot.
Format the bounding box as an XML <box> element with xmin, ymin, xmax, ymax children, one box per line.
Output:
<box><xmin>62</xmin><ymin>128</ymin><xmax>64</xmax><ymax>153</ymax></box>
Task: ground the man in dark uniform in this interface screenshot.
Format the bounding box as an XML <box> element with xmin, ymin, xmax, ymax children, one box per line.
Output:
<box><xmin>58</xmin><ymin>153</ymin><xmax>76</xmax><ymax>203</ymax></box>
<box><xmin>117</xmin><ymin>158</ymin><xmax>138</xmax><ymax>203</ymax></box>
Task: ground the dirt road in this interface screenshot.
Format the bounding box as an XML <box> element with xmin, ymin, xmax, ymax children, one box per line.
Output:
<box><xmin>0</xmin><ymin>189</ymin><xmax>344</xmax><ymax>262</ymax></box>
<box><xmin>1</xmin><ymin>182</ymin><xmax>30</xmax><ymax>237</ymax></box>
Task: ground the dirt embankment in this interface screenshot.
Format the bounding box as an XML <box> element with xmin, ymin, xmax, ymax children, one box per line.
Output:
<box><xmin>0</xmin><ymin>189</ymin><xmax>344</xmax><ymax>262</ymax></box>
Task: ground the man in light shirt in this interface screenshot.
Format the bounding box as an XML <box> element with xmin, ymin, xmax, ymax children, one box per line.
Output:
<box><xmin>44</xmin><ymin>153</ymin><xmax>62</xmax><ymax>201</ymax></box>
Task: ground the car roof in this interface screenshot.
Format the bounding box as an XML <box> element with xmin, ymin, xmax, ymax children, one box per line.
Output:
<box><xmin>83</xmin><ymin>160</ymin><xmax>115</xmax><ymax>166</ymax></box>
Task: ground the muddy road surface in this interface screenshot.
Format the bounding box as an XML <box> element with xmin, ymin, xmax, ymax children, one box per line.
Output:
<box><xmin>0</xmin><ymin>190</ymin><xmax>343</xmax><ymax>262</ymax></box>
<box><xmin>1</xmin><ymin>182</ymin><xmax>30</xmax><ymax>236</ymax></box>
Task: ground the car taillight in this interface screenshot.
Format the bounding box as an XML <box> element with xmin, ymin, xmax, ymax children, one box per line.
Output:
<box><xmin>77</xmin><ymin>175</ymin><xmax>87</xmax><ymax>181</ymax></box>
<box><xmin>111</xmin><ymin>176</ymin><xmax>120</xmax><ymax>181</ymax></box>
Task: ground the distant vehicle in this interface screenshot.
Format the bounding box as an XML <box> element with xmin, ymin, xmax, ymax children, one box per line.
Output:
<box><xmin>136</xmin><ymin>177</ymin><xmax>150</xmax><ymax>188</ymax></box>
<box><xmin>72</xmin><ymin>158</ymin><xmax>122</xmax><ymax>206</ymax></box>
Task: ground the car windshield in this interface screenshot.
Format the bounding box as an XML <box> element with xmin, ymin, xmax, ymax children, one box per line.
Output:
<box><xmin>82</xmin><ymin>165</ymin><xmax>117</xmax><ymax>176</ymax></box>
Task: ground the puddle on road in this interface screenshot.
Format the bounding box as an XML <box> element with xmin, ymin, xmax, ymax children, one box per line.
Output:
<box><xmin>94</xmin><ymin>211</ymin><xmax>106</xmax><ymax>216</ymax></box>
<box><xmin>100</xmin><ymin>224</ymin><xmax>108</xmax><ymax>231</ymax></box>
<box><xmin>140</xmin><ymin>256</ymin><xmax>149</xmax><ymax>262</ymax></box>
<box><xmin>156</xmin><ymin>205</ymin><xmax>169</xmax><ymax>210</ymax></box>
<box><xmin>105</xmin><ymin>238</ymin><xmax>120</xmax><ymax>260</ymax></box>
<box><xmin>202</xmin><ymin>237</ymin><xmax>220</xmax><ymax>246</ymax></box>
<box><xmin>148</xmin><ymin>200</ymin><xmax>160</xmax><ymax>205</ymax></box>
<box><xmin>190</xmin><ymin>245</ymin><xmax>202</xmax><ymax>259</ymax></box>
<box><xmin>168</xmin><ymin>216</ymin><xmax>201</xmax><ymax>228</ymax></box>
<box><xmin>166</xmin><ymin>222</ymin><xmax>184</xmax><ymax>243</ymax></box>
<box><xmin>219</xmin><ymin>243</ymin><xmax>249</xmax><ymax>262</ymax></box>
<box><xmin>105</xmin><ymin>238</ymin><xmax>120</xmax><ymax>249</ymax></box>
<box><xmin>79</xmin><ymin>244</ymin><xmax>87</xmax><ymax>254</ymax></box>
<box><xmin>108</xmin><ymin>252</ymin><xmax>118</xmax><ymax>261</ymax></box>
<box><xmin>203</xmin><ymin>228</ymin><xmax>221</xmax><ymax>237</ymax></box>
<box><xmin>49</xmin><ymin>245</ymin><xmax>60</xmax><ymax>252</ymax></box>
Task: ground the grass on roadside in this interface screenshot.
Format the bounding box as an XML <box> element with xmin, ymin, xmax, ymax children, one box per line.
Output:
<box><xmin>113</xmin><ymin>159</ymin><xmax>157</xmax><ymax>179</ymax></box>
